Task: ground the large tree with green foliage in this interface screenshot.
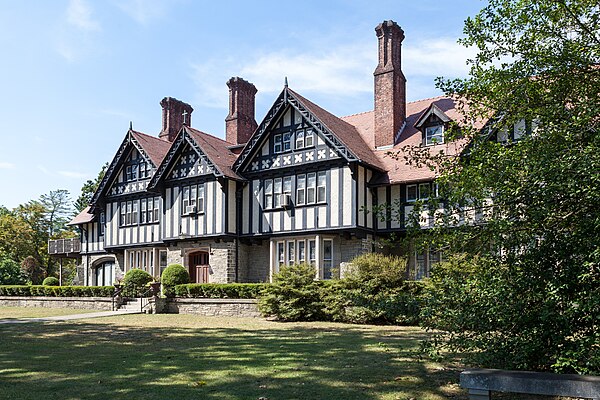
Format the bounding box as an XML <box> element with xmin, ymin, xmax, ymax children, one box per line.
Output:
<box><xmin>411</xmin><ymin>0</ymin><xmax>599</xmax><ymax>374</ymax></box>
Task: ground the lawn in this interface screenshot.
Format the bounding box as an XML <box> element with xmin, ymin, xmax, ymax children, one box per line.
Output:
<box><xmin>0</xmin><ymin>312</ymin><xmax>573</xmax><ymax>400</ymax></box>
<box><xmin>0</xmin><ymin>313</ymin><xmax>463</xmax><ymax>400</ymax></box>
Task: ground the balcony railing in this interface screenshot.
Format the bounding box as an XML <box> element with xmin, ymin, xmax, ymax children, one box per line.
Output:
<box><xmin>48</xmin><ymin>238</ymin><xmax>81</xmax><ymax>255</ymax></box>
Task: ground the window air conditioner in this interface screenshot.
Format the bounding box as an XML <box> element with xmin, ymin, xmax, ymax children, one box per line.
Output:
<box><xmin>186</xmin><ymin>205</ymin><xmax>197</xmax><ymax>214</ymax></box>
<box><xmin>280</xmin><ymin>194</ymin><xmax>292</xmax><ymax>208</ymax></box>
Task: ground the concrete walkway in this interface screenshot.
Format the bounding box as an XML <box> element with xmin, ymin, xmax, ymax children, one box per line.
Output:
<box><xmin>0</xmin><ymin>309</ymin><xmax>141</xmax><ymax>324</ymax></box>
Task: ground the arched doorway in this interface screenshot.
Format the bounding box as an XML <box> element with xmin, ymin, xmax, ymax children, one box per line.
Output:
<box><xmin>95</xmin><ymin>261</ymin><xmax>114</xmax><ymax>286</ymax></box>
<box><xmin>189</xmin><ymin>251</ymin><xmax>210</xmax><ymax>283</ymax></box>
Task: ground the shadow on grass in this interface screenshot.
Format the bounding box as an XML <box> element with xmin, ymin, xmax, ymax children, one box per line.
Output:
<box><xmin>0</xmin><ymin>319</ymin><xmax>463</xmax><ymax>400</ymax></box>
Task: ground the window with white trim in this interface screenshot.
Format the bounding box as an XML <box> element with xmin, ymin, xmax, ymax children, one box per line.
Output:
<box><xmin>323</xmin><ymin>239</ymin><xmax>333</xmax><ymax>279</ymax></box>
<box><xmin>295</xmin><ymin>128</ymin><xmax>315</xmax><ymax>150</ymax></box>
<box><xmin>99</xmin><ymin>212</ymin><xmax>105</xmax><ymax>236</ymax></box>
<box><xmin>296</xmin><ymin>174</ymin><xmax>306</xmax><ymax>206</ymax></box>
<box><xmin>283</xmin><ymin>132</ymin><xmax>292</xmax><ymax>151</ymax></box>
<box><xmin>182</xmin><ymin>184</ymin><xmax>205</xmax><ymax>215</ymax></box>
<box><xmin>140</xmin><ymin>197</ymin><xmax>160</xmax><ymax>224</ymax></box>
<box><xmin>277</xmin><ymin>242</ymin><xmax>285</xmax><ymax>266</ymax></box>
<box><xmin>309</xmin><ymin>240</ymin><xmax>316</xmax><ymax>265</ymax></box>
<box><xmin>264</xmin><ymin>179</ymin><xmax>273</xmax><ymax>209</ymax></box>
<box><xmin>411</xmin><ymin>249</ymin><xmax>443</xmax><ymax>280</ymax></box>
<box><xmin>298</xmin><ymin>241</ymin><xmax>305</xmax><ymax>263</ymax></box>
<box><xmin>120</xmin><ymin>200</ymin><xmax>139</xmax><ymax>227</ymax></box>
<box><xmin>425</xmin><ymin>125</ymin><xmax>444</xmax><ymax>145</ymax></box>
<box><xmin>274</xmin><ymin>134</ymin><xmax>282</xmax><ymax>153</ymax></box>
<box><xmin>287</xmin><ymin>241</ymin><xmax>295</xmax><ymax>265</ymax></box>
<box><xmin>406</xmin><ymin>183</ymin><xmax>437</xmax><ymax>202</ymax></box>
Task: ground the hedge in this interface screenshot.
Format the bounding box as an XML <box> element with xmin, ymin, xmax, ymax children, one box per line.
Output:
<box><xmin>174</xmin><ymin>283</ymin><xmax>268</xmax><ymax>299</ymax></box>
<box><xmin>0</xmin><ymin>285</ymin><xmax>115</xmax><ymax>297</ymax></box>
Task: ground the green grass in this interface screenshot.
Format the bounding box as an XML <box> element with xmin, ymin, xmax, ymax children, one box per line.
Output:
<box><xmin>0</xmin><ymin>312</ymin><xmax>574</xmax><ymax>400</ymax></box>
<box><xmin>0</xmin><ymin>306</ymin><xmax>99</xmax><ymax>319</ymax></box>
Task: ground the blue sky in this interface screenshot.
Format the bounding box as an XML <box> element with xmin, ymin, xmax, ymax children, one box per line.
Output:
<box><xmin>0</xmin><ymin>0</ymin><xmax>485</xmax><ymax>209</ymax></box>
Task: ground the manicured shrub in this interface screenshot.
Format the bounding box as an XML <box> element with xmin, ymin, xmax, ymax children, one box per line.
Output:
<box><xmin>161</xmin><ymin>264</ymin><xmax>190</xmax><ymax>288</ymax></box>
<box><xmin>42</xmin><ymin>277</ymin><xmax>60</xmax><ymax>286</ymax></box>
<box><xmin>322</xmin><ymin>253</ymin><xmax>422</xmax><ymax>325</ymax></box>
<box><xmin>0</xmin><ymin>285</ymin><xmax>114</xmax><ymax>297</ymax></box>
<box><xmin>122</xmin><ymin>268</ymin><xmax>153</xmax><ymax>296</ymax></box>
<box><xmin>258</xmin><ymin>263</ymin><xmax>325</xmax><ymax>321</ymax></box>
<box><xmin>174</xmin><ymin>283</ymin><xmax>268</xmax><ymax>299</ymax></box>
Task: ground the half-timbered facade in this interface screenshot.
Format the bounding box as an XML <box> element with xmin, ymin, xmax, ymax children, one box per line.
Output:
<box><xmin>63</xmin><ymin>20</ymin><xmax>486</xmax><ymax>285</ymax></box>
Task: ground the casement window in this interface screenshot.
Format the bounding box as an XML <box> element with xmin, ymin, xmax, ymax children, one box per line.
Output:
<box><xmin>266</xmin><ymin>172</ymin><xmax>325</xmax><ymax>209</ymax></box>
<box><xmin>406</xmin><ymin>183</ymin><xmax>437</xmax><ymax>202</ymax></box>
<box><xmin>317</xmin><ymin>171</ymin><xmax>326</xmax><ymax>203</ymax></box>
<box><xmin>265</xmin><ymin>176</ymin><xmax>291</xmax><ymax>209</ymax></box>
<box><xmin>412</xmin><ymin>249</ymin><xmax>443</xmax><ymax>280</ymax></box>
<box><xmin>309</xmin><ymin>240</ymin><xmax>316</xmax><ymax>265</ymax></box>
<box><xmin>295</xmin><ymin>130</ymin><xmax>305</xmax><ymax>149</ymax></box>
<box><xmin>264</xmin><ymin>179</ymin><xmax>274</xmax><ymax>209</ymax></box>
<box><xmin>425</xmin><ymin>125</ymin><xmax>444</xmax><ymax>145</ymax></box>
<box><xmin>295</xmin><ymin>128</ymin><xmax>314</xmax><ymax>149</ymax></box>
<box><xmin>305</xmin><ymin>129</ymin><xmax>314</xmax><ymax>147</ymax></box>
<box><xmin>283</xmin><ymin>133</ymin><xmax>292</xmax><ymax>151</ymax></box>
<box><xmin>139</xmin><ymin>162</ymin><xmax>151</xmax><ymax>179</ymax></box>
<box><xmin>120</xmin><ymin>201</ymin><xmax>138</xmax><ymax>226</ymax></box>
<box><xmin>140</xmin><ymin>197</ymin><xmax>160</xmax><ymax>224</ymax></box>
<box><xmin>274</xmin><ymin>134</ymin><xmax>282</xmax><ymax>153</ymax></box>
<box><xmin>99</xmin><ymin>212</ymin><xmax>105</xmax><ymax>236</ymax></box>
<box><xmin>323</xmin><ymin>239</ymin><xmax>333</xmax><ymax>279</ymax></box>
<box><xmin>277</xmin><ymin>242</ymin><xmax>285</xmax><ymax>266</ymax></box>
<box><xmin>182</xmin><ymin>184</ymin><xmax>204</xmax><ymax>215</ymax></box>
<box><xmin>287</xmin><ymin>241</ymin><xmax>295</xmax><ymax>265</ymax></box>
<box><xmin>307</xmin><ymin>173</ymin><xmax>316</xmax><ymax>204</ymax></box>
<box><xmin>298</xmin><ymin>241</ymin><xmax>305</xmax><ymax>263</ymax></box>
<box><xmin>296</xmin><ymin>174</ymin><xmax>306</xmax><ymax>205</ymax></box>
<box><xmin>159</xmin><ymin>250</ymin><xmax>168</xmax><ymax>276</ymax></box>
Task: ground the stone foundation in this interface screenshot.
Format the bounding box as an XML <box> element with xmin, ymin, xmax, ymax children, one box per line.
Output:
<box><xmin>0</xmin><ymin>296</ymin><xmax>114</xmax><ymax>311</ymax></box>
<box><xmin>166</xmin><ymin>298</ymin><xmax>261</xmax><ymax>318</ymax></box>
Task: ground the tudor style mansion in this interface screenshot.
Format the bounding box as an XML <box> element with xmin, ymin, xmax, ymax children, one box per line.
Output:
<box><xmin>50</xmin><ymin>20</ymin><xmax>494</xmax><ymax>286</ymax></box>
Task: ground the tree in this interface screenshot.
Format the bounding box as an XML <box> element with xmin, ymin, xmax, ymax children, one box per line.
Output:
<box><xmin>0</xmin><ymin>256</ymin><xmax>27</xmax><ymax>285</ymax></box>
<box><xmin>39</xmin><ymin>189</ymin><xmax>73</xmax><ymax>238</ymax></box>
<box><xmin>410</xmin><ymin>0</ymin><xmax>600</xmax><ymax>374</ymax></box>
<box><xmin>74</xmin><ymin>162</ymin><xmax>108</xmax><ymax>212</ymax></box>
<box><xmin>21</xmin><ymin>255</ymin><xmax>44</xmax><ymax>285</ymax></box>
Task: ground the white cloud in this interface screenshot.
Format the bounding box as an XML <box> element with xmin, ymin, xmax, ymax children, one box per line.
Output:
<box><xmin>38</xmin><ymin>165</ymin><xmax>51</xmax><ymax>175</ymax></box>
<box><xmin>189</xmin><ymin>36</ymin><xmax>474</xmax><ymax>110</ymax></box>
<box><xmin>58</xmin><ymin>170</ymin><xmax>89</xmax><ymax>179</ymax></box>
<box><xmin>403</xmin><ymin>37</ymin><xmax>476</xmax><ymax>79</ymax></box>
<box><xmin>66</xmin><ymin>0</ymin><xmax>101</xmax><ymax>31</ymax></box>
<box><xmin>115</xmin><ymin>0</ymin><xmax>167</xmax><ymax>25</ymax></box>
<box><xmin>0</xmin><ymin>162</ymin><xmax>16</xmax><ymax>169</ymax></box>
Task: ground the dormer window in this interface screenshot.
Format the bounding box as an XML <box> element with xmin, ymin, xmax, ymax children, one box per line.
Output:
<box><xmin>425</xmin><ymin>125</ymin><xmax>444</xmax><ymax>146</ymax></box>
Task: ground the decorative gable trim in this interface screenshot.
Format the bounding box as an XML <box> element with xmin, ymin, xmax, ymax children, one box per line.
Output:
<box><xmin>414</xmin><ymin>103</ymin><xmax>452</xmax><ymax>129</ymax></box>
<box><xmin>147</xmin><ymin>127</ymin><xmax>224</xmax><ymax>190</ymax></box>
<box><xmin>90</xmin><ymin>130</ymin><xmax>155</xmax><ymax>208</ymax></box>
<box><xmin>233</xmin><ymin>87</ymin><xmax>359</xmax><ymax>173</ymax></box>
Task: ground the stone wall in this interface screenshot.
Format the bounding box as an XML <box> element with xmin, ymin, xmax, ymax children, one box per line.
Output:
<box><xmin>0</xmin><ymin>296</ymin><xmax>114</xmax><ymax>311</ymax></box>
<box><xmin>241</xmin><ymin>241</ymin><xmax>270</xmax><ymax>282</ymax></box>
<box><xmin>167</xmin><ymin>240</ymin><xmax>237</xmax><ymax>283</ymax></box>
<box><xmin>166</xmin><ymin>298</ymin><xmax>261</xmax><ymax>318</ymax></box>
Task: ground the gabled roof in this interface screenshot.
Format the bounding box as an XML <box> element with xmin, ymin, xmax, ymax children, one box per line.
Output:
<box><xmin>414</xmin><ymin>103</ymin><xmax>453</xmax><ymax>129</ymax></box>
<box><xmin>90</xmin><ymin>129</ymin><xmax>171</xmax><ymax>207</ymax></box>
<box><xmin>233</xmin><ymin>86</ymin><xmax>386</xmax><ymax>173</ymax></box>
<box><xmin>67</xmin><ymin>206</ymin><xmax>95</xmax><ymax>226</ymax></box>
<box><xmin>148</xmin><ymin>126</ymin><xmax>242</xmax><ymax>189</ymax></box>
<box><xmin>342</xmin><ymin>96</ymin><xmax>486</xmax><ymax>185</ymax></box>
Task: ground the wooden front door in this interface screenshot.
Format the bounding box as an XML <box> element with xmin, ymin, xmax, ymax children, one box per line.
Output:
<box><xmin>189</xmin><ymin>251</ymin><xmax>210</xmax><ymax>283</ymax></box>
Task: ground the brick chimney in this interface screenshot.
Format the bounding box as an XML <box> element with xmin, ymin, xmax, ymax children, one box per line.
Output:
<box><xmin>159</xmin><ymin>97</ymin><xmax>194</xmax><ymax>142</ymax></box>
<box><xmin>373</xmin><ymin>20</ymin><xmax>406</xmax><ymax>148</ymax></box>
<box><xmin>225</xmin><ymin>77</ymin><xmax>258</xmax><ymax>145</ymax></box>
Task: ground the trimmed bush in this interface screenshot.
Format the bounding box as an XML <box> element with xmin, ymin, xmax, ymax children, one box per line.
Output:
<box><xmin>0</xmin><ymin>285</ymin><xmax>114</xmax><ymax>297</ymax></box>
<box><xmin>161</xmin><ymin>264</ymin><xmax>190</xmax><ymax>288</ymax></box>
<box><xmin>122</xmin><ymin>268</ymin><xmax>153</xmax><ymax>296</ymax></box>
<box><xmin>42</xmin><ymin>277</ymin><xmax>60</xmax><ymax>286</ymax></box>
<box><xmin>322</xmin><ymin>253</ymin><xmax>422</xmax><ymax>325</ymax></box>
<box><xmin>174</xmin><ymin>283</ymin><xmax>268</xmax><ymax>299</ymax></box>
<box><xmin>258</xmin><ymin>263</ymin><xmax>325</xmax><ymax>321</ymax></box>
